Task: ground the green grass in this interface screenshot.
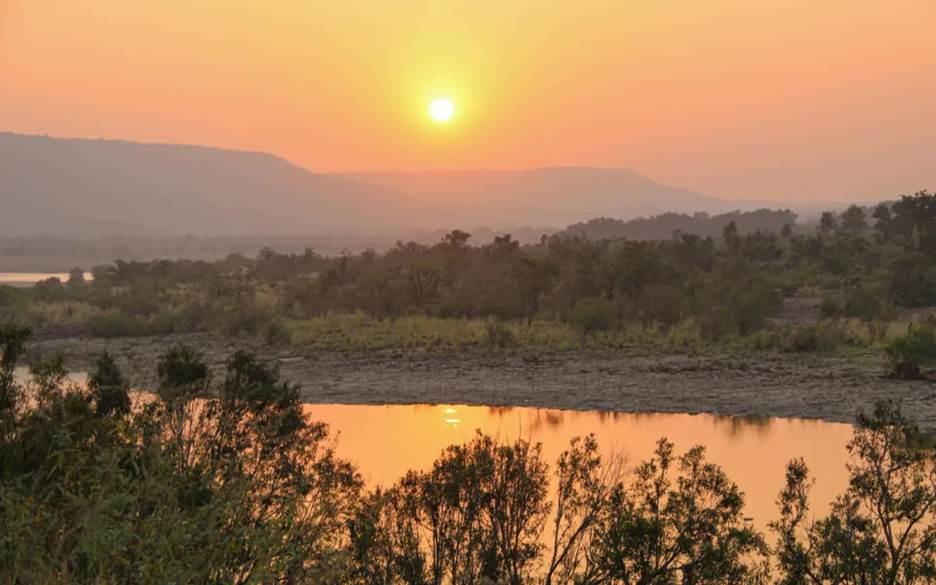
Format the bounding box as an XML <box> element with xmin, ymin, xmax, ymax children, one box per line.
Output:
<box><xmin>15</xmin><ymin>294</ymin><xmax>928</xmax><ymax>360</ymax></box>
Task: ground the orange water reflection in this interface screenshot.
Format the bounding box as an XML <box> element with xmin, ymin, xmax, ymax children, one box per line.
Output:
<box><xmin>303</xmin><ymin>403</ymin><xmax>853</xmax><ymax>531</ymax></box>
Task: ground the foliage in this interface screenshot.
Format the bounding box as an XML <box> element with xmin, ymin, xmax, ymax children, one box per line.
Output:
<box><xmin>886</xmin><ymin>322</ymin><xmax>936</xmax><ymax>379</ymax></box>
<box><xmin>772</xmin><ymin>402</ymin><xmax>936</xmax><ymax>585</ymax></box>
<box><xmin>6</xmin><ymin>325</ymin><xmax>936</xmax><ymax>582</ymax></box>
<box><xmin>9</xmin><ymin>192</ymin><xmax>936</xmax><ymax>360</ymax></box>
<box><xmin>0</xmin><ymin>326</ymin><xmax>362</xmax><ymax>584</ymax></box>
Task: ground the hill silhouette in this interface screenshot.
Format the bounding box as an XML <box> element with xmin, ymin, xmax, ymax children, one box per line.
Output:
<box><xmin>0</xmin><ymin>132</ymin><xmax>423</xmax><ymax>237</ymax></box>
<box><xmin>3</xmin><ymin>132</ymin><xmax>828</xmax><ymax>238</ymax></box>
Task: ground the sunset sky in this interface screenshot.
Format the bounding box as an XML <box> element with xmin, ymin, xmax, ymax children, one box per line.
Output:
<box><xmin>2</xmin><ymin>0</ymin><xmax>935</xmax><ymax>201</ymax></box>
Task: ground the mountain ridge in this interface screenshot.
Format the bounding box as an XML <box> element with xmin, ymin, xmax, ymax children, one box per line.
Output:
<box><xmin>1</xmin><ymin>131</ymin><xmax>853</xmax><ymax>237</ymax></box>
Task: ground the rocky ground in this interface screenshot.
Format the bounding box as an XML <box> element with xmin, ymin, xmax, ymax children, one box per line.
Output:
<box><xmin>27</xmin><ymin>333</ymin><xmax>936</xmax><ymax>429</ymax></box>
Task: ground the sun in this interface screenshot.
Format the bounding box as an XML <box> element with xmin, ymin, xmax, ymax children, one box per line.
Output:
<box><xmin>429</xmin><ymin>97</ymin><xmax>455</xmax><ymax>123</ymax></box>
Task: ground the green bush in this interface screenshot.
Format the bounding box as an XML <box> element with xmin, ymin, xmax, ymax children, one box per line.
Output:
<box><xmin>484</xmin><ymin>319</ymin><xmax>516</xmax><ymax>348</ymax></box>
<box><xmin>87</xmin><ymin>311</ymin><xmax>141</xmax><ymax>337</ymax></box>
<box><xmin>785</xmin><ymin>325</ymin><xmax>821</xmax><ymax>352</ymax></box>
<box><xmin>568</xmin><ymin>297</ymin><xmax>615</xmax><ymax>335</ymax></box>
<box><xmin>885</xmin><ymin>324</ymin><xmax>936</xmax><ymax>379</ymax></box>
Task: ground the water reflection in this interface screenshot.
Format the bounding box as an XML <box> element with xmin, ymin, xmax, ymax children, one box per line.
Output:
<box><xmin>304</xmin><ymin>402</ymin><xmax>853</xmax><ymax>531</ymax></box>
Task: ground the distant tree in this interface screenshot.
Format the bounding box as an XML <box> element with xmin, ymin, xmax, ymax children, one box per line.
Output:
<box><xmin>67</xmin><ymin>266</ymin><xmax>85</xmax><ymax>285</ymax></box>
<box><xmin>819</xmin><ymin>211</ymin><xmax>838</xmax><ymax>233</ymax></box>
<box><xmin>442</xmin><ymin>229</ymin><xmax>472</xmax><ymax>249</ymax></box>
<box><xmin>32</xmin><ymin>277</ymin><xmax>65</xmax><ymax>303</ymax></box>
<box><xmin>840</xmin><ymin>204</ymin><xmax>868</xmax><ymax>233</ymax></box>
<box><xmin>485</xmin><ymin>233</ymin><xmax>520</xmax><ymax>262</ymax></box>
<box><xmin>892</xmin><ymin>191</ymin><xmax>936</xmax><ymax>256</ymax></box>
<box><xmin>873</xmin><ymin>202</ymin><xmax>896</xmax><ymax>239</ymax></box>
<box><xmin>722</xmin><ymin>220</ymin><xmax>741</xmax><ymax>253</ymax></box>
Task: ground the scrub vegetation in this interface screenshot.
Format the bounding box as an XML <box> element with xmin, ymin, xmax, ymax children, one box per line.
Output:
<box><xmin>2</xmin><ymin>192</ymin><xmax>936</xmax><ymax>377</ymax></box>
<box><xmin>3</xmin><ymin>326</ymin><xmax>936</xmax><ymax>584</ymax></box>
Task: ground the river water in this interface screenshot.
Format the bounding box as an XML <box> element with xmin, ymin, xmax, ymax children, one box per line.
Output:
<box><xmin>11</xmin><ymin>364</ymin><xmax>854</xmax><ymax>530</ymax></box>
<box><xmin>303</xmin><ymin>403</ymin><xmax>852</xmax><ymax>530</ymax></box>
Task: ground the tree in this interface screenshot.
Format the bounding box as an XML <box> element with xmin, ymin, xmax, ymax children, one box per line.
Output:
<box><xmin>442</xmin><ymin>229</ymin><xmax>472</xmax><ymax>250</ymax></box>
<box><xmin>0</xmin><ymin>341</ymin><xmax>363</xmax><ymax>584</ymax></box>
<box><xmin>590</xmin><ymin>439</ymin><xmax>768</xmax><ymax>584</ymax></box>
<box><xmin>819</xmin><ymin>211</ymin><xmax>838</xmax><ymax>233</ymax></box>
<box><xmin>893</xmin><ymin>191</ymin><xmax>936</xmax><ymax>256</ymax></box>
<box><xmin>722</xmin><ymin>220</ymin><xmax>741</xmax><ymax>253</ymax></box>
<box><xmin>67</xmin><ymin>266</ymin><xmax>85</xmax><ymax>285</ymax></box>
<box><xmin>544</xmin><ymin>435</ymin><xmax>623</xmax><ymax>585</ymax></box>
<box><xmin>840</xmin><ymin>205</ymin><xmax>868</xmax><ymax>234</ymax></box>
<box><xmin>773</xmin><ymin>401</ymin><xmax>936</xmax><ymax>585</ymax></box>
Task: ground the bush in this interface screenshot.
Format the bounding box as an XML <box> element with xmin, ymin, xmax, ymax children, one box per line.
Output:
<box><xmin>217</xmin><ymin>304</ymin><xmax>277</xmax><ymax>338</ymax></box>
<box><xmin>87</xmin><ymin>311</ymin><xmax>141</xmax><ymax>337</ymax></box>
<box><xmin>885</xmin><ymin>323</ymin><xmax>936</xmax><ymax>379</ymax></box>
<box><xmin>785</xmin><ymin>325</ymin><xmax>821</xmax><ymax>352</ymax></box>
<box><xmin>842</xmin><ymin>285</ymin><xmax>884</xmax><ymax>321</ymax></box>
<box><xmin>568</xmin><ymin>297</ymin><xmax>615</xmax><ymax>335</ymax></box>
<box><xmin>820</xmin><ymin>295</ymin><xmax>841</xmax><ymax>318</ymax></box>
<box><xmin>484</xmin><ymin>319</ymin><xmax>516</xmax><ymax>348</ymax></box>
<box><xmin>666</xmin><ymin>318</ymin><xmax>703</xmax><ymax>352</ymax></box>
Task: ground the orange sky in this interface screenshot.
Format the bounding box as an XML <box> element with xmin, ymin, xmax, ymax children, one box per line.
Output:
<box><xmin>2</xmin><ymin>0</ymin><xmax>935</xmax><ymax>201</ymax></box>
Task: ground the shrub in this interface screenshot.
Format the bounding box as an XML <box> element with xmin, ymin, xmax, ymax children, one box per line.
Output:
<box><xmin>666</xmin><ymin>318</ymin><xmax>703</xmax><ymax>352</ymax></box>
<box><xmin>87</xmin><ymin>311</ymin><xmax>141</xmax><ymax>337</ymax></box>
<box><xmin>842</xmin><ymin>285</ymin><xmax>883</xmax><ymax>321</ymax></box>
<box><xmin>785</xmin><ymin>325</ymin><xmax>821</xmax><ymax>352</ymax></box>
<box><xmin>885</xmin><ymin>323</ymin><xmax>936</xmax><ymax>379</ymax></box>
<box><xmin>820</xmin><ymin>295</ymin><xmax>841</xmax><ymax>318</ymax></box>
<box><xmin>217</xmin><ymin>304</ymin><xmax>277</xmax><ymax>338</ymax></box>
<box><xmin>484</xmin><ymin>319</ymin><xmax>516</xmax><ymax>348</ymax></box>
<box><xmin>568</xmin><ymin>297</ymin><xmax>615</xmax><ymax>335</ymax></box>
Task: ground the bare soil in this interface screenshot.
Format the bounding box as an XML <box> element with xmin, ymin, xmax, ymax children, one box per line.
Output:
<box><xmin>28</xmin><ymin>333</ymin><xmax>936</xmax><ymax>429</ymax></box>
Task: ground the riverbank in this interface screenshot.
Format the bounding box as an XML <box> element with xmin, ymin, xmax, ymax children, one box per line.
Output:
<box><xmin>27</xmin><ymin>333</ymin><xmax>936</xmax><ymax>429</ymax></box>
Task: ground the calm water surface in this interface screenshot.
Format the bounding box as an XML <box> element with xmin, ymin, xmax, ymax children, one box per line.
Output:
<box><xmin>303</xmin><ymin>403</ymin><xmax>853</xmax><ymax>530</ymax></box>
<box><xmin>13</xmin><ymin>364</ymin><xmax>853</xmax><ymax>530</ymax></box>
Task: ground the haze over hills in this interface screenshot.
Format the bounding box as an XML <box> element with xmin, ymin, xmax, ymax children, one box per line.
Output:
<box><xmin>2</xmin><ymin>131</ymin><xmax>856</xmax><ymax>238</ymax></box>
<box><xmin>0</xmin><ymin>132</ymin><xmax>425</xmax><ymax>237</ymax></box>
<box><xmin>338</xmin><ymin>168</ymin><xmax>736</xmax><ymax>228</ymax></box>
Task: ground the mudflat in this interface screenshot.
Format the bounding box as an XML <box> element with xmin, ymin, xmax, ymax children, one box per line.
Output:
<box><xmin>28</xmin><ymin>333</ymin><xmax>936</xmax><ymax>429</ymax></box>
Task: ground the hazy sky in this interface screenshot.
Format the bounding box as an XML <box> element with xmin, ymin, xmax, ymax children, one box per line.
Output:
<box><xmin>2</xmin><ymin>0</ymin><xmax>935</xmax><ymax>201</ymax></box>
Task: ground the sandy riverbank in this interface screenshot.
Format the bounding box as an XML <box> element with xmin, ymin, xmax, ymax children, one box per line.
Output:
<box><xmin>27</xmin><ymin>333</ymin><xmax>936</xmax><ymax>429</ymax></box>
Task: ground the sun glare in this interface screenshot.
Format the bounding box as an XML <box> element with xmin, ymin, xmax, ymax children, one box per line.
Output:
<box><xmin>429</xmin><ymin>97</ymin><xmax>455</xmax><ymax>123</ymax></box>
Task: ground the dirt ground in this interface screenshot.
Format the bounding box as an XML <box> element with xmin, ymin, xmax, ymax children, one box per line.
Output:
<box><xmin>28</xmin><ymin>333</ymin><xmax>936</xmax><ymax>429</ymax></box>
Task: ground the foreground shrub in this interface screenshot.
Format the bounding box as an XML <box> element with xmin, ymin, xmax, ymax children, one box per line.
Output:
<box><xmin>0</xmin><ymin>327</ymin><xmax>361</xmax><ymax>584</ymax></box>
<box><xmin>773</xmin><ymin>402</ymin><xmax>936</xmax><ymax>584</ymax></box>
<box><xmin>5</xmin><ymin>323</ymin><xmax>936</xmax><ymax>583</ymax></box>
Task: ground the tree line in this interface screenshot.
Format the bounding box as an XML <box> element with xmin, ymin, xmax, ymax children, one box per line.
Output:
<box><xmin>3</xmin><ymin>325</ymin><xmax>936</xmax><ymax>584</ymax></box>
<box><xmin>1</xmin><ymin>191</ymin><xmax>934</xmax><ymax>371</ymax></box>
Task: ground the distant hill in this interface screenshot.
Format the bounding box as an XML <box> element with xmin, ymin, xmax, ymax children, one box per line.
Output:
<box><xmin>0</xmin><ymin>132</ymin><xmax>426</xmax><ymax>237</ymax></box>
<box><xmin>340</xmin><ymin>167</ymin><xmax>744</xmax><ymax>229</ymax></box>
<box><xmin>565</xmin><ymin>209</ymin><xmax>801</xmax><ymax>241</ymax></box>
<box><xmin>1</xmin><ymin>131</ymin><xmax>851</xmax><ymax>239</ymax></box>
